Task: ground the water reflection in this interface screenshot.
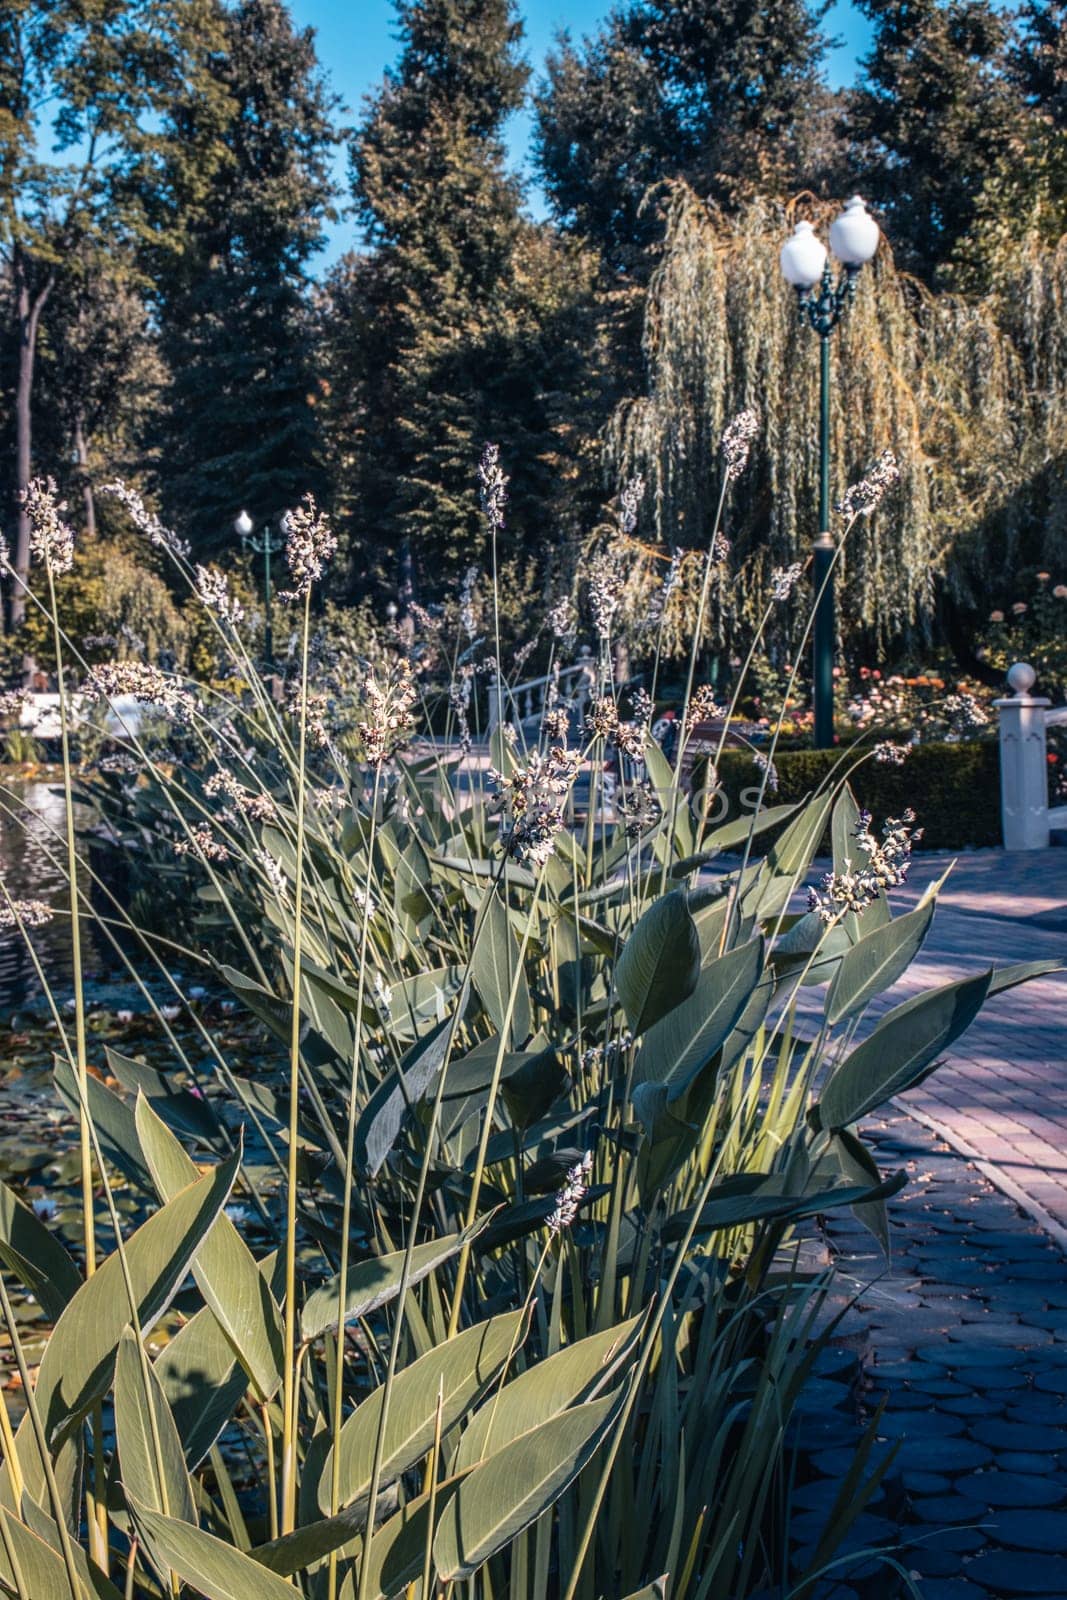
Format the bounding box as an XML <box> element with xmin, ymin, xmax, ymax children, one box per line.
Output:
<box><xmin>0</xmin><ymin>780</ymin><xmax>101</xmax><ymax>1014</ymax></box>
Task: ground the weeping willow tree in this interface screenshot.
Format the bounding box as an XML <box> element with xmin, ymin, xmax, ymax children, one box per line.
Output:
<box><xmin>605</xmin><ymin>185</ymin><xmax>1067</xmax><ymax>658</ymax></box>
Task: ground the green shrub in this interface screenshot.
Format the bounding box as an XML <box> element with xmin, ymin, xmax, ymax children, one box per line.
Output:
<box><xmin>716</xmin><ymin>739</ymin><xmax>1001</xmax><ymax>851</ymax></box>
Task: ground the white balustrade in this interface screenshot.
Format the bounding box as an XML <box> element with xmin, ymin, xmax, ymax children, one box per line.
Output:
<box><xmin>994</xmin><ymin>662</ymin><xmax>1050</xmax><ymax>851</ymax></box>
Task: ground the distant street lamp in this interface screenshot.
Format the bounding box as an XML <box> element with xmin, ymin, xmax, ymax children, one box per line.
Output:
<box><xmin>235</xmin><ymin>510</ymin><xmax>284</xmax><ymax>668</ymax></box>
<box><xmin>780</xmin><ymin>196</ymin><xmax>880</xmax><ymax>748</ymax></box>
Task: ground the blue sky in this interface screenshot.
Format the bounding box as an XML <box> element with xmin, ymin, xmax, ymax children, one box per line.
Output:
<box><xmin>288</xmin><ymin>0</ymin><xmax>875</xmax><ymax>268</ymax></box>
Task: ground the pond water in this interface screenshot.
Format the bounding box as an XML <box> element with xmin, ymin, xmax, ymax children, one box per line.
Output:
<box><xmin>0</xmin><ymin>777</ymin><xmax>103</xmax><ymax>1015</ymax></box>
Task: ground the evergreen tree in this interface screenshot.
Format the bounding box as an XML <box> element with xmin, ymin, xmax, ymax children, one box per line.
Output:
<box><xmin>333</xmin><ymin>0</ymin><xmax>601</xmax><ymax>594</ymax></box>
<box><xmin>534</xmin><ymin>0</ymin><xmax>833</xmax><ymax>275</ymax></box>
<box><xmin>150</xmin><ymin>0</ymin><xmax>339</xmax><ymax>552</ymax></box>
<box><xmin>846</xmin><ymin>0</ymin><xmax>1022</xmax><ymax>283</ymax></box>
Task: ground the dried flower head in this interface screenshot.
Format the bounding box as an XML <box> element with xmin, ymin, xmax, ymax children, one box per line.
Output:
<box><xmin>542</xmin><ymin>705</ymin><xmax>571</xmax><ymax>743</ymax></box>
<box><xmin>196</xmin><ymin>565</ymin><xmax>245</xmax><ymax>627</ymax></box>
<box><xmin>174</xmin><ymin>823</ymin><xmax>229</xmax><ymax>862</ymax></box>
<box><xmin>687</xmin><ymin>684</ymin><xmax>725</xmax><ymax>732</ymax></box>
<box><xmin>0</xmin><ymin>897</ymin><xmax>55</xmax><ymax>929</ymax></box>
<box><xmin>873</xmin><ymin>741</ymin><xmax>911</xmax><ymax>765</ymax></box>
<box><xmin>358</xmin><ymin>658</ymin><xmax>418</xmax><ymax>765</ymax></box>
<box><xmin>100</xmin><ymin>480</ymin><xmax>190</xmax><ymax>559</ymax></box>
<box><xmin>85</xmin><ymin>661</ymin><xmax>199</xmax><ymax>724</ymax></box>
<box><xmin>836</xmin><ymin>449</ymin><xmax>900</xmax><ymax>519</ymax></box>
<box><xmin>547</xmin><ymin>594</ymin><xmax>576</xmax><ymax>640</ymax></box>
<box><xmin>20</xmin><ymin>477</ymin><xmax>74</xmax><ymax>574</ymax></box>
<box><xmin>204</xmin><ymin>769</ymin><xmax>276</xmax><ymax>822</ymax></box>
<box><xmin>770</xmin><ymin>562</ymin><xmax>804</xmax><ymax>601</ymax></box>
<box><xmin>489</xmin><ymin>745</ymin><xmax>581</xmax><ymax>867</ymax></box>
<box><xmin>587</xmin><ymin>544</ymin><xmax>626</xmax><ymax>640</ymax></box>
<box><xmin>720</xmin><ymin>409</ymin><xmax>759</xmax><ymax>480</ymax></box>
<box><xmin>547</xmin><ymin>1151</ymin><xmax>593</xmax><ymax>1235</ymax></box>
<box><xmin>620</xmin><ymin>781</ymin><xmax>661</xmax><ymax>838</ymax></box>
<box><xmin>618</xmin><ymin>474</ymin><xmax>646</xmax><ymax>534</ymax></box>
<box><xmin>808</xmin><ymin>808</ymin><xmax>922</xmax><ymax>923</ymax></box>
<box><xmin>279</xmin><ymin>495</ymin><xmax>336</xmax><ymax>600</ymax></box>
<box><xmin>0</xmin><ymin>689</ymin><xmax>30</xmax><ymax>719</ymax></box>
<box><xmin>478</xmin><ymin>443</ymin><xmax>508</xmax><ymax>533</ymax></box>
<box><xmin>255</xmin><ymin>847</ymin><xmax>290</xmax><ymax>901</ymax></box>
<box><xmin>585</xmin><ymin>696</ymin><xmax>619</xmax><ymax>741</ymax></box>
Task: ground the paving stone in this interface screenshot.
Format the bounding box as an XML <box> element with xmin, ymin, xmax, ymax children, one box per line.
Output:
<box><xmin>914</xmin><ymin>1525</ymin><xmax>987</xmax><ymax>1552</ymax></box>
<box><xmin>906</xmin><ymin>1378</ymin><xmax>970</xmax><ymax>1398</ymax></box>
<box><xmin>920</xmin><ymin>1345</ymin><xmax>1020</xmax><ymax>1369</ymax></box>
<box><xmin>966</xmin><ymin>1550</ymin><xmax>1067</xmax><ymax>1593</ymax></box>
<box><xmin>810</xmin><ymin>1446</ymin><xmax>894</xmax><ymax>1480</ymax></box>
<box><xmin>949</xmin><ymin>1365</ymin><xmax>1028</xmax><ymax>1392</ymax></box>
<box><xmin>940</xmin><ymin>1396</ymin><xmax>1001</xmax><ymax>1417</ymax></box>
<box><xmin>909</xmin><ymin>1581</ymin><xmax>989</xmax><ymax>1600</ymax></box>
<box><xmin>787</xmin><ymin>1510</ymin><xmax>897</xmax><ymax>1548</ymax></box>
<box><xmin>984</xmin><ymin>1508</ymin><xmax>1067</xmax><ymax>1552</ymax></box>
<box><xmin>970</xmin><ymin>1419</ymin><xmax>1067</xmax><ymax>1452</ymax></box>
<box><xmin>892</xmin><ymin>1437</ymin><xmax>993</xmax><ymax>1473</ymax></box>
<box><xmin>996</xmin><ymin>1450</ymin><xmax>1058</xmax><ymax>1474</ymax></box>
<box><xmin>908</xmin><ymin>1494</ymin><xmax>987</xmax><ymax>1524</ymax></box>
<box><xmin>902</xmin><ymin>1544</ymin><xmax>965</xmax><ymax>1577</ymax></box>
<box><xmin>1032</xmin><ymin>1368</ymin><xmax>1067</xmax><ymax>1395</ymax></box>
<box><xmin>902</xmin><ymin>1470</ymin><xmax>954</xmax><ymax>1494</ymax></box>
<box><xmin>1017</xmin><ymin>1312</ymin><xmax>1067</xmax><ymax>1337</ymax></box>
<box><xmin>947</xmin><ymin>1321</ymin><xmax>1052</xmax><ymax>1348</ymax></box>
<box><xmin>875</xmin><ymin>1411</ymin><xmax>967</xmax><ymax>1440</ymax></box>
<box><xmin>1006</xmin><ymin>1398</ymin><xmax>1067</xmax><ymax>1425</ymax></box>
<box><xmin>955</xmin><ymin>1471</ymin><xmax>1066</xmax><ymax>1508</ymax></box>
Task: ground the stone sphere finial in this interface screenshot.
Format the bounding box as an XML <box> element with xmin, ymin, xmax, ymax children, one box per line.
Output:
<box><xmin>1007</xmin><ymin>661</ymin><xmax>1037</xmax><ymax>696</ymax></box>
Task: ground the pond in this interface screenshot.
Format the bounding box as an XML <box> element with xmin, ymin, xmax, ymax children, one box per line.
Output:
<box><xmin>0</xmin><ymin>776</ymin><xmax>104</xmax><ymax>1016</ymax></box>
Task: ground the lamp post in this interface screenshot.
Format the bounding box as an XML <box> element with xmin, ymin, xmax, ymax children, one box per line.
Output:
<box><xmin>780</xmin><ymin>196</ymin><xmax>880</xmax><ymax>748</ymax></box>
<box><xmin>235</xmin><ymin>509</ymin><xmax>284</xmax><ymax>668</ymax></box>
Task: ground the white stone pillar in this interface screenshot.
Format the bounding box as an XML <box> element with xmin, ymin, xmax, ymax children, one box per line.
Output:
<box><xmin>994</xmin><ymin>662</ymin><xmax>1050</xmax><ymax>851</ymax></box>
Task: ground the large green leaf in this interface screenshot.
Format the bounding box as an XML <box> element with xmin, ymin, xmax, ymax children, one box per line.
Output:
<box><xmin>105</xmin><ymin>1048</ymin><xmax>221</xmax><ymax>1144</ymax></box>
<box><xmin>814</xmin><ymin>970</ymin><xmax>994</xmax><ymax>1130</ymax></box>
<box><xmin>616</xmin><ymin>891</ymin><xmax>700</xmax><ymax>1036</ymax></box>
<box><xmin>354</xmin><ymin>1014</ymin><xmax>456</xmax><ymax>1179</ymax></box>
<box><xmin>471</xmin><ymin>892</ymin><xmax>532</xmax><ymax>1049</ymax></box>
<box><xmin>767</xmin><ymin>790</ymin><xmax>833</xmax><ymax>878</ymax></box>
<box><xmin>128</xmin><ymin>1502</ymin><xmax>299</xmax><ymax>1600</ymax></box>
<box><xmin>633</xmin><ymin>937</ymin><xmax>763</xmax><ymax>1101</ymax></box>
<box><xmin>771</xmin><ymin>912</ymin><xmax>851</xmax><ymax>988</ymax></box>
<box><xmin>669</xmin><ymin>803</ymin><xmax>799</xmax><ymax>872</ymax></box>
<box><xmin>433</xmin><ymin>1395</ymin><xmax>618</xmax><ymax>1580</ymax></box>
<box><xmin>301</xmin><ymin>1231</ymin><xmax>468</xmax><ymax>1346</ymax></box>
<box><xmin>154</xmin><ymin>1305</ymin><xmax>248</xmax><ymax>1470</ymax></box>
<box><xmin>320</xmin><ymin>1312</ymin><xmax>524</xmax><ymax>1514</ymax></box>
<box><xmin>811</xmin><ymin>1130</ymin><xmax>893</xmax><ymax>1254</ymax></box>
<box><xmin>34</xmin><ymin>1153</ymin><xmax>239</xmax><ymax>1445</ymax></box>
<box><xmin>0</xmin><ymin>1504</ymin><xmax>123</xmax><ymax>1600</ymax></box>
<box><xmin>825</xmin><ymin>896</ymin><xmax>936</xmax><ymax>1026</ymax></box>
<box><xmin>135</xmin><ymin>1096</ymin><xmax>282</xmax><ymax>1401</ymax></box>
<box><xmin>53</xmin><ymin>1054</ymin><xmax>152</xmax><ymax>1193</ymax></box>
<box><xmin>454</xmin><ymin>1314</ymin><xmax>643</xmax><ymax>1473</ymax></box>
<box><xmin>986</xmin><ymin>958</ymin><xmax>1063</xmax><ymax>997</ymax></box>
<box><xmin>114</xmin><ymin>1329</ymin><xmax>197</xmax><ymax>1530</ymax></box>
<box><xmin>0</xmin><ymin>1178</ymin><xmax>81</xmax><ymax>1321</ymax></box>
<box><xmin>660</xmin><ymin>1169</ymin><xmax>907</xmax><ymax>1241</ymax></box>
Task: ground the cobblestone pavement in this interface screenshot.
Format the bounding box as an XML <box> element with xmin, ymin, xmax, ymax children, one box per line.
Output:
<box><xmin>805</xmin><ymin>847</ymin><xmax>1067</xmax><ymax>1235</ymax></box>
<box><xmin>793</xmin><ymin>1109</ymin><xmax>1067</xmax><ymax>1600</ymax></box>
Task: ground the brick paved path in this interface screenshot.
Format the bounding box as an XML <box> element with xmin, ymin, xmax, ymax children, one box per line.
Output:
<box><xmin>870</xmin><ymin>850</ymin><xmax>1067</xmax><ymax>1240</ymax></box>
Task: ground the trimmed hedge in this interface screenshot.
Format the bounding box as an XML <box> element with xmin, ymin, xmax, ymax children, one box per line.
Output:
<box><xmin>714</xmin><ymin>739</ymin><xmax>1001</xmax><ymax>852</ymax></box>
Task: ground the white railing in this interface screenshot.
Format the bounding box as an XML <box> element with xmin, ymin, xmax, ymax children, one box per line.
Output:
<box><xmin>486</xmin><ymin>647</ymin><xmax>598</xmax><ymax>739</ymax></box>
<box><xmin>995</xmin><ymin>662</ymin><xmax>1051</xmax><ymax>850</ymax></box>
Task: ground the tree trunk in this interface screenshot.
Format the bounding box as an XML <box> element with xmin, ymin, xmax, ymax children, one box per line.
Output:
<box><xmin>10</xmin><ymin>251</ymin><xmax>53</xmax><ymax>629</ymax></box>
<box><xmin>74</xmin><ymin>416</ymin><xmax>96</xmax><ymax>538</ymax></box>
